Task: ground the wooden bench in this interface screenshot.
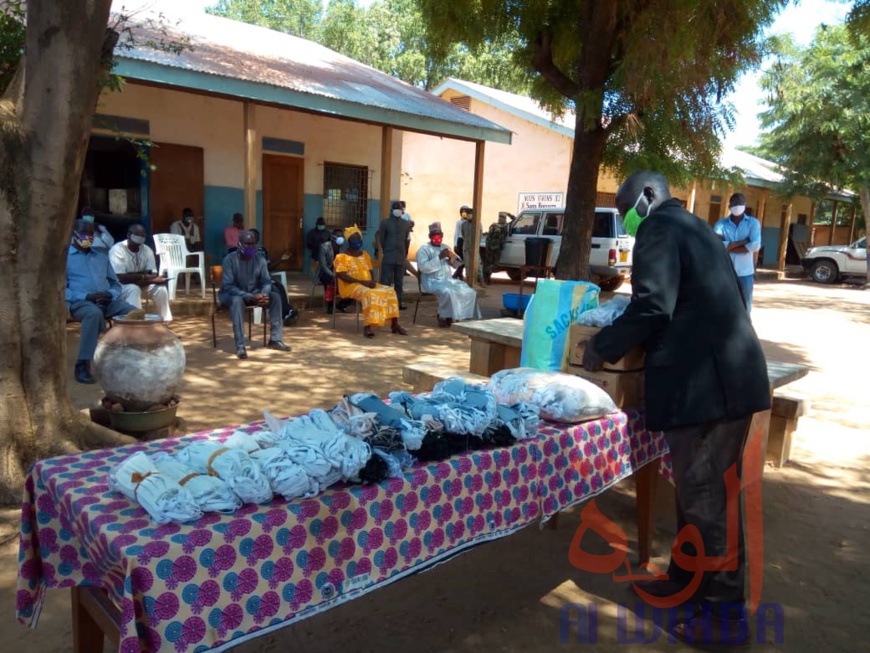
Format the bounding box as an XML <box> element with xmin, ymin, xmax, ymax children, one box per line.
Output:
<box><xmin>767</xmin><ymin>391</ymin><xmax>808</xmax><ymax>468</ymax></box>
<box><xmin>402</xmin><ymin>362</ymin><xmax>489</xmax><ymax>394</ymax></box>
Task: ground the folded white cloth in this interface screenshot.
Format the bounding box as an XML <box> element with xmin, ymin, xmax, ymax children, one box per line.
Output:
<box><xmin>108</xmin><ymin>452</ymin><xmax>202</xmax><ymax>524</ymax></box>
<box><xmin>223</xmin><ymin>430</ymin><xmax>263</xmax><ymax>454</ymax></box>
<box><xmin>249</xmin><ymin>447</ymin><xmax>318</xmax><ymax>499</ymax></box>
<box><xmin>150</xmin><ymin>452</ymin><xmax>241</xmax><ymax>513</ymax></box>
<box><xmin>176</xmin><ymin>441</ymin><xmax>273</xmax><ymax>505</ymax></box>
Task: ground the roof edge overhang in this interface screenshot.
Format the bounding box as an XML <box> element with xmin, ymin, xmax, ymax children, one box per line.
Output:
<box><xmin>432</xmin><ymin>78</ymin><xmax>575</xmax><ymax>140</ymax></box>
<box><xmin>741</xmin><ymin>177</ymin><xmax>856</xmax><ymax>202</ymax></box>
<box><xmin>115</xmin><ymin>58</ymin><xmax>513</xmax><ymax>145</ymax></box>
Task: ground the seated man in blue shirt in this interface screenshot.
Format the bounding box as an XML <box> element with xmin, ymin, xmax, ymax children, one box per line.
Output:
<box><xmin>713</xmin><ymin>192</ymin><xmax>762</xmax><ymax>313</ymax></box>
<box><xmin>66</xmin><ymin>219</ymin><xmax>136</xmax><ymax>384</ymax></box>
<box><xmin>219</xmin><ymin>230</ymin><xmax>291</xmax><ymax>359</ymax></box>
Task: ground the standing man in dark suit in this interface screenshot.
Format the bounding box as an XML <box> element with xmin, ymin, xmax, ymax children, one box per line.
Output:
<box><xmin>581</xmin><ymin>171</ymin><xmax>770</xmax><ymax>645</ymax></box>
<box><xmin>375</xmin><ymin>201</ymin><xmax>411</xmax><ymax>309</ymax></box>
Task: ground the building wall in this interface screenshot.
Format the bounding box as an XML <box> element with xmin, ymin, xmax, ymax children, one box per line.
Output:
<box><xmin>401</xmin><ymin>91</ymin><xmax>576</xmax><ymax>255</ymax></box>
<box><xmin>97</xmin><ymin>83</ymin><xmax>402</xmax><ymax>265</ymax></box>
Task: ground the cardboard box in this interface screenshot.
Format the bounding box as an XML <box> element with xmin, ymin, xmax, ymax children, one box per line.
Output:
<box><xmin>567</xmin><ymin>324</ymin><xmax>645</xmax><ymax>371</ymax></box>
<box><xmin>563</xmin><ymin>366</ymin><xmax>645</xmax><ymax>409</ymax></box>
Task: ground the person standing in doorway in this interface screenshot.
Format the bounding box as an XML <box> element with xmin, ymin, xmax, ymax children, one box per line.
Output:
<box><xmin>375</xmin><ymin>201</ymin><xmax>411</xmax><ymax>309</ymax></box>
<box><xmin>713</xmin><ymin>192</ymin><xmax>762</xmax><ymax>313</ymax></box>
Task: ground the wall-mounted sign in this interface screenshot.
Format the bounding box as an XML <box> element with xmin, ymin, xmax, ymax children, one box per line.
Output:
<box><xmin>518</xmin><ymin>192</ymin><xmax>564</xmax><ymax>212</ymax></box>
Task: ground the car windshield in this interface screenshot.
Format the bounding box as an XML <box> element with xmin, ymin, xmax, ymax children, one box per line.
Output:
<box><xmin>853</xmin><ymin>237</ymin><xmax>866</xmax><ymax>249</ymax></box>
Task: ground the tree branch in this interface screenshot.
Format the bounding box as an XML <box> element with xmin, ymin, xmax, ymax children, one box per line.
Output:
<box><xmin>532</xmin><ymin>28</ymin><xmax>580</xmax><ymax>98</ymax></box>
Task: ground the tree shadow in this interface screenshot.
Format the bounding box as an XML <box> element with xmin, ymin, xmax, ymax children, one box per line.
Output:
<box><xmin>220</xmin><ymin>455</ymin><xmax>870</xmax><ymax>653</ymax></box>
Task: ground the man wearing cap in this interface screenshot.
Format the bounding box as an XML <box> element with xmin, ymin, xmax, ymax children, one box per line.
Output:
<box><xmin>416</xmin><ymin>222</ymin><xmax>479</xmax><ymax>327</ymax></box>
<box><xmin>170</xmin><ymin>208</ymin><xmax>202</xmax><ymax>251</ymax></box>
<box><xmin>375</xmin><ymin>201</ymin><xmax>411</xmax><ymax>309</ymax></box>
<box><xmin>713</xmin><ymin>192</ymin><xmax>762</xmax><ymax>313</ymax></box>
<box><xmin>109</xmin><ymin>224</ymin><xmax>172</xmax><ymax>322</ymax></box>
<box><xmin>306</xmin><ymin>216</ymin><xmax>331</xmax><ymax>264</ymax></box>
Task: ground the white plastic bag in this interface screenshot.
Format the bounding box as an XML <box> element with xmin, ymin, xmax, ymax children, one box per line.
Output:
<box><xmin>488</xmin><ymin>368</ymin><xmax>619</xmax><ymax>423</ymax></box>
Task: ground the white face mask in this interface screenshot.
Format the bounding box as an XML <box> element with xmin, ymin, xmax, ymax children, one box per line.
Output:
<box><xmin>730</xmin><ymin>205</ymin><xmax>746</xmax><ymax>217</ymax></box>
<box><xmin>129</xmin><ymin>234</ymin><xmax>146</xmax><ymax>245</ymax></box>
<box><xmin>392</xmin><ymin>209</ymin><xmax>403</xmax><ymax>218</ymax></box>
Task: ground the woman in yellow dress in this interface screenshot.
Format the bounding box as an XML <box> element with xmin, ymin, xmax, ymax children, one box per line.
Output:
<box><xmin>335</xmin><ymin>226</ymin><xmax>408</xmax><ymax>338</ymax></box>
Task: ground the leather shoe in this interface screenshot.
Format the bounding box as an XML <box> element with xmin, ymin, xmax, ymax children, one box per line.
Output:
<box><xmin>399</xmin><ymin>303</ymin><xmax>408</xmax><ymax>310</ymax></box>
<box><xmin>236</xmin><ymin>347</ymin><xmax>248</xmax><ymax>359</ymax></box>
<box><xmin>74</xmin><ymin>360</ymin><xmax>95</xmax><ymax>384</ymax></box>
<box><xmin>267</xmin><ymin>340</ymin><xmax>291</xmax><ymax>351</ymax></box>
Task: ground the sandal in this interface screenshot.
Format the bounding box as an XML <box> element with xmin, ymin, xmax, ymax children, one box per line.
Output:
<box><xmin>363</xmin><ymin>327</ymin><xmax>375</xmax><ymax>338</ymax></box>
<box><xmin>391</xmin><ymin>324</ymin><xmax>408</xmax><ymax>336</ymax></box>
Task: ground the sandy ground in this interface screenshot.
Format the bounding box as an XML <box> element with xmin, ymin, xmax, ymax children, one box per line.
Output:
<box><xmin>2</xmin><ymin>274</ymin><xmax>869</xmax><ymax>652</ymax></box>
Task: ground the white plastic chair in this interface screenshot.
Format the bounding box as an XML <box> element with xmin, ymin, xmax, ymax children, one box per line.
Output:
<box><xmin>153</xmin><ymin>233</ymin><xmax>206</xmax><ymax>300</ymax></box>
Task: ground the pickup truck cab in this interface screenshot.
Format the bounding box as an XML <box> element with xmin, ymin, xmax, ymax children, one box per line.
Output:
<box><xmin>489</xmin><ymin>207</ymin><xmax>634</xmax><ymax>291</ymax></box>
<box><xmin>801</xmin><ymin>237</ymin><xmax>868</xmax><ymax>284</ymax></box>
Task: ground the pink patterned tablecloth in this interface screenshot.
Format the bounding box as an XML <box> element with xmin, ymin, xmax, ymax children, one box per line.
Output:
<box><xmin>17</xmin><ymin>410</ymin><xmax>669</xmax><ymax>652</ymax></box>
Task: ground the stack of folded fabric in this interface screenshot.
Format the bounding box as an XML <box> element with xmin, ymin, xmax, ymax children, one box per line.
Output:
<box><xmin>150</xmin><ymin>452</ymin><xmax>242</xmax><ymax>513</ymax></box>
<box><xmin>176</xmin><ymin>441</ymin><xmax>274</xmax><ymax>505</ymax></box>
<box><xmin>108</xmin><ymin>452</ymin><xmax>202</xmax><ymax>524</ymax></box>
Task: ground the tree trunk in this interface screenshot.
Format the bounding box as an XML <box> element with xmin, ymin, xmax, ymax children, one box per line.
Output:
<box><xmin>551</xmin><ymin>1</ymin><xmax>617</xmax><ymax>281</ymax></box>
<box><xmin>556</xmin><ymin>124</ymin><xmax>608</xmax><ymax>280</ymax></box>
<box><xmin>0</xmin><ymin>0</ymin><xmax>134</xmax><ymax>505</ymax></box>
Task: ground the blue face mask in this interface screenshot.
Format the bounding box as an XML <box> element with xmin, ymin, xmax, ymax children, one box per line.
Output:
<box><xmin>348</xmin><ymin>238</ymin><xmax>363</xmax><ymax>251</ymax></box>
<box><xmin>241</xmin><ymin>245</ymin><xmax>258</xmax><ymax>257</ymax></box>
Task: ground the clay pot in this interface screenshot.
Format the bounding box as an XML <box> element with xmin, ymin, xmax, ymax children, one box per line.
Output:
<box><xmin>93</xmin><ymin>318</ymin><xmax>186</xmax><ymax>412</ymax></box>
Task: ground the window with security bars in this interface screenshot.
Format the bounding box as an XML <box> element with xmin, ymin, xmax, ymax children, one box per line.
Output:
<box><xmin>322</xmin><ymin>162</ymin><xmax>369</xmax><ymax>229</ymax></box>
<box><xmin>596</xmin><ymin>192</ymin><xmax>617</xmax><ymax>208</ymax></box>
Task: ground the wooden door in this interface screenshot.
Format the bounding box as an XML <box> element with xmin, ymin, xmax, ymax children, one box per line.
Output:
<box><xmin>149</xmin><ymin>143</ymin><xmax>204</xmax><ymax>235</ymax></box>
<box><xmin>263</xmin><ymin>154</ymin><xmax>304</xmax><ymax>270</ymax></box>
<box><xmin>707</xmin><ymin>201</ymin><xmax>722</xmax><ymax>226</ymax></box>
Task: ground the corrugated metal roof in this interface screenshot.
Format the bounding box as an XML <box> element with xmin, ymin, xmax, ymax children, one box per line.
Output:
<box><xmin>433</xmin><ymin>78</ymin><xmax>575</xmax><ymax>138</ymax></box>
<box><xmin>114</xmin><ymin>11</ymin><xmax>512</xmax><ymax>144</ymax></box>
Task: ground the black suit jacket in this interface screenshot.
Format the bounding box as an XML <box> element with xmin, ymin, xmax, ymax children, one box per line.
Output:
<box><xmin>593</xmin><ymin>199</ymin><xmax>770</xmax><ymax>432</ymax></box>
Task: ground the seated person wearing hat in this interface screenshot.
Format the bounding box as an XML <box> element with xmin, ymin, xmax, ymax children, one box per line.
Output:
<box><xmin>416</xmin><ymin>222</ymin><xmax>479</xmax><ymax>327</ymax></box>
<box><xmin>334</xmin><ymin>225</ymin><xmax>408</xmax><ymax>338</ymax></box>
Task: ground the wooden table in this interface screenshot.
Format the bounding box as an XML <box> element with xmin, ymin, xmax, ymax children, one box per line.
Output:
<box><xmin>452</xmin><ymin>317</ymin><xmax>810</xmax><ymax>562</ymax></box>
<box><xmin>453</xmin><ymin>317</ymin><xmax>524</xmax><ymax>376</ymax></box>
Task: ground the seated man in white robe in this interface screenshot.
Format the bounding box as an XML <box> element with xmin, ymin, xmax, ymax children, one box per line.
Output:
<box><xmin>416</xmin><ymin>222</ymin><xmax>478</xmax><ymax>328</ymax></box>
<box><xmin>108</xmin><ymin>223</ymin><xmax>172</xmax><ymax>321</ymax></box>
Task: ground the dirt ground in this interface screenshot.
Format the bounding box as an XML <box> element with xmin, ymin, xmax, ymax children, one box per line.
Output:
<box><xmin>2</xmin><ymin>274</ymin><xmax>869</xmax><ymax>652</ymax></box>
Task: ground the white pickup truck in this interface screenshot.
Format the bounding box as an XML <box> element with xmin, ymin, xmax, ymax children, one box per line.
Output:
<box><xmin>486</xmin><ymin>207</ymin><xmax>634</xmax><ymax>291</ymax></box>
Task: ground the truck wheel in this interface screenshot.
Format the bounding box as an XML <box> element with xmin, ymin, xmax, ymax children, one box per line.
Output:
<box><xmin>810</xmin><ymin>259</ymin><xmax>839</xmax><ymax>284</ymax></box>
<box><xmin>597</xmin><ymin>276</ymin><xmax>624</xmax><ymax>292</ymax></box>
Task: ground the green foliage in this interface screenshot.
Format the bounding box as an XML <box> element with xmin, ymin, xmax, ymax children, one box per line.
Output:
<box><xmin>207</xmin><ymin>0</ymin><xmax>323</xmax><ymax>38</ymax></box>
<box><xmin>207</xmin><ymin>0</ymin><xmax>530</xmax><ymax>92</ymax></box>
<box><xmin>758</xmin><ymin>24</ymin><xmax>870</xmax><ymax>209</ymax></box>
<box><xmin>417</xmin><ymin>0</ymin><xmax>786</xmax><ymax>185</ymax></box>
<box><xmin>0</xmin><ymin>0</ymin><xmax>24</xmax><ymax>95</ymax></box>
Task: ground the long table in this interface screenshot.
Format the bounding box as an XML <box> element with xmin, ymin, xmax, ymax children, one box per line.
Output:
<box><xmin>18</xmin><ymin>411</ymin><xmax>669</xmax><ymax>653</ymax></box>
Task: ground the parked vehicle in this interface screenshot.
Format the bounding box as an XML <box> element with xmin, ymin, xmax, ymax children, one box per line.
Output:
<box><xmin>485</xmin><ymin>207</ymin><xmax>634</xmax><ymax>291</ymax></box>
<box><xmin>800</xmin><ymin>237</ymin><xmax>867</xmax><ymax>284</ymax></box>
